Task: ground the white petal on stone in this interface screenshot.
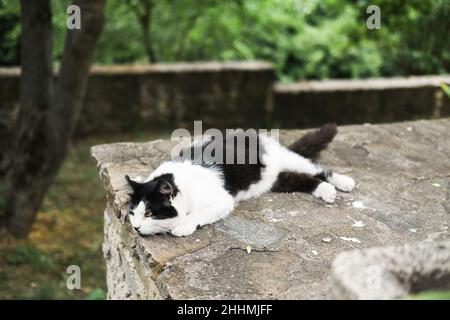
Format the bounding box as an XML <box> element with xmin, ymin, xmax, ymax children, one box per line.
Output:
<box><xmin>352</xmin><ymin>221</ymin><xmax>366</xmax><ymax>228</ymax></box>
<box><xmin>339</xmin><ymin>236</ymin><xmax>361</xmax><ymax>243</ymax></box>
<box><xmin>352</xmin><ymin>201</ymin><xmax>365</xmax><ymax>209</ymax></box>
<box><xmin>322</xmin><ymin>237</ymin><xmax>332</xmax><ymax>243</ymax></box>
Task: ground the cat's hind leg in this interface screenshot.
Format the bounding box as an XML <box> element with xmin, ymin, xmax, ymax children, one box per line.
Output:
<box><xmin>271</xmin><ymin>171</ymin><xmax>337</xmax><ymax>203</ymax></box>
<box><xmin>275</xmin><ymin>147</ymin><xmax>355</xmax><ymax>193</ymax></box>
<box><xmin>272</xmin><ymin>124</ymin><xmax>355</xmax><ymax>193</ymax></box>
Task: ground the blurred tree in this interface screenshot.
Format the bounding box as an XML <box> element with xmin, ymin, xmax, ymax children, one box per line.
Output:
<box><xmin>126</xmin><ymin>0</ymin><xmax>157</xmax><ymax>63</ymax></box>
<box><xmin>0</xmin><ymin>0</ymin><xmax>20</xmax><ymax>65</ymax></box>
<box><xmin>2</xmin><ymin>0</ymin><xmax>448</xmax><ymax>80</ymax></box>
<box><xmin>0</xmin><ymin>0</ymin><xmax>105</xmax><ymax>237</ymax></box>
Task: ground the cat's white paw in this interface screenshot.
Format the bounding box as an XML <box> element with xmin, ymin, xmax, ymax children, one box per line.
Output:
<box><xmin>313</xmin><ymin>182</ymin><xmax>336</xmax><ymax>203</ymax></box>
<box><xmin>171</xmin><ymin>224</ymin><xmax>197</xmax><ymax>237</ymax></box>
<box><xmin>328</xmin><ymin>173</ymin><xmax>355</xmax><ymax>192</ymax></box>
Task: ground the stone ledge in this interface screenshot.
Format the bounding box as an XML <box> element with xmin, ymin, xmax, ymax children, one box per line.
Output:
<box><xmin>3</xmin><ymin>64</ymin><xmax>449</xmax><ymax>136</ymax></box>
<box><xmin>331</xmin><ymin>240</ymin><xmax>450</xmax><ymax>299</ymax></box>
<box><xmin>274</xmin><ymin>75</ymin><xmax>450</xmax><ymax>92</ymax></box>
<box><xmin>0</xmin><ymin>61</ymin><xmax>274</xmax><ymax>77</ymax></box>
<box><xmin>91</xmin><ymin>118</ymin><xmax>450</xmax><ymax>299</ymax></box>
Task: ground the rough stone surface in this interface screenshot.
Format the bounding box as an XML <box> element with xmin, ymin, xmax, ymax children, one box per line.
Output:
<box><xmin>331</xmin><ymin>240</ymin><xmax>450</xmax><ymax>299</ymax></box>
<box><xmin>91</xmin><ymin>119</ymin><xmax>450</xmax><ymax>300</ymax></box>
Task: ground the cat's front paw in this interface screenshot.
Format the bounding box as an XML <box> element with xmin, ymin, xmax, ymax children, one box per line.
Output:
<box><xmin>171</xmin><ymin>224</ymin><xmax>197</xmax><ymax>237</ymax></box>
<box><xmin>328</xmin><ymin>173</ymin><xmax>355</xmax><ymax>192</ymax></box>
<box><xmin>313</xmin><ymin>182</ymin><xmax>336</xmax><ymax>203</ymax></box>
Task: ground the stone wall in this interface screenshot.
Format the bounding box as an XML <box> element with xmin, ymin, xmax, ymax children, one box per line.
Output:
<box><xmin>1</xmin><ymin>63</ymin><xmax>449</xmax><ymax>138</ymax></box>
<box><xmin>92</xmin><ymin>119</ymin><xmax>450</xmax><ymax>299</ymax></box>
<box><xmin>273</xmin><ymin>77</ymin><xmax>450</xmax><ymax>128</ymax></box>
<box><xmin>0</xmin><ymin>62</ymin><xmax>275</xmax><ymax>137</ymax></box>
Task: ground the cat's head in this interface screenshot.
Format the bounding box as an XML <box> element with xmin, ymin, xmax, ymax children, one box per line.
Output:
<box><xmin>125</xmin><ymin>174</ymin><xmax>180</xmax><ymax>235</ymax></box>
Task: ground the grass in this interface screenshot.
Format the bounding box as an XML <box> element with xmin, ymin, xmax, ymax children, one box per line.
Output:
<box><xmin>0</xmin><ymin>130</ymin><xmax>168</xmax><ymax>299</ymax></box>
<box><xmin>408</xmin><ymin>290</ymin><xmax>450</xmax><ymax>300</ymax></box>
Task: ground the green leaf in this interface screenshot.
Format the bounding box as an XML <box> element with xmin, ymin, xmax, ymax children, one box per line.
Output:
<box><xmin>85</xmin><ymin>288</ymin><xmax>106</xmax><ymax>300</ymax></box>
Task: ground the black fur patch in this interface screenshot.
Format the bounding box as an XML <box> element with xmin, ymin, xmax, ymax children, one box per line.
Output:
<box><xmin>220</xmin><ymin>131</ymin><xmax>265</xmax><ymax>195</ymax></box>
<box><xmin>126</xmin><ymin>173</ymin><xmax>179</xmax><ymax>220</ymax></box>
<box><xmin>314</xmin><ymin>169</ymin><xmax>332</xmax><ymax>182</ymax></box>
<box><xmin>289</xmin><ymin>123</ymin><xmax>337</xmax><ymax>161</ymax></box>
<box><xmin>271</xmin><ymin>171</ymin><xmax>322</xmax><ymax>193</ymax></box>
<box><xmin>179</xmin><ymin>130</ymin><xmax>265</xmax><ymax>196</ymax></box>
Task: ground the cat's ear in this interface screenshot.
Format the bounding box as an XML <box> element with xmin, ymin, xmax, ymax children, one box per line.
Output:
<box><xmin>157</xmin><ymin>179</ymin><xmax>174</xmax><ymax>196</ymax></box>
<box><xmin>125</xmin><ymin>175</ymin><xmax>143</xmax><ymax>192</ymax></box>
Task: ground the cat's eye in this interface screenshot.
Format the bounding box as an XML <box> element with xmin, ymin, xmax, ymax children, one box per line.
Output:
<box><xmin>145</xmin><ymin>211</ymin><xmax>153</xmax><ymax>218</ymax></box>
<box><xmin>129</xmin><ymin>211</ymin><xmax>134</xmax><ymax>216</ymax></box>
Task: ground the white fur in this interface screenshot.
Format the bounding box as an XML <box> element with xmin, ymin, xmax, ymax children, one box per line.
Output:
<box><xmin>131</xmin><ymin>161</ymin><xmax>234</xmax><ymax>236</ymax></box>
<box><xmin>233</xmin><ymin>136</ymin><xmax>280</xmax><ymax>201</ymax></box>
<box><xmin>327</xmin><ymin>173</ymin><xmax>355</xmax><ymax>192</ymax></box>
<box><xmin>312</xmin><ymin>182</ymin><xmax>337</xmax><ymax>203</ymax></box>
<box><xmin>234</xmin><ymin>135</ymin><xmax>323</xmax><ymax>201</ymax></box>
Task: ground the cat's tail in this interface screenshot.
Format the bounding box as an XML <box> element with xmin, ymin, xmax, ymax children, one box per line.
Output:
<box><xmin>288</xmin><ymin>123</ymin><xmax>337</xmax><ymax>161</ymax></box>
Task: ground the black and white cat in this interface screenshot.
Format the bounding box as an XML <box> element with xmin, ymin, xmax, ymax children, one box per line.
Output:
<box><xmin>126</xmin><ymin>124</ymin><xmax>355</xmax><ymax>237</ymax></box>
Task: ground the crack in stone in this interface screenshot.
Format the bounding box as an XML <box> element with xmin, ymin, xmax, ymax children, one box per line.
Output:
<box><xmin>444</xmin><ymin>182</ymin><xmax>450</xmax><ymax>215</ymax></box>
<box><xmin>409</xmin><ymin>173</ymin><xmax>450</xmax><ymax>181</ymax></box>
<box><xmin>228</xmin><ymin>246</ymin><xmax>280</xmax><ymax>253</ymax></box>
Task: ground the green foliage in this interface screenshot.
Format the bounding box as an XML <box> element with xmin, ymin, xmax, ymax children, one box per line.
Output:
<box><xmin>0</xmin><ymin>0</ymin><xmax>20</xmax><ymax>65</ymax></box>
<box><xmin>0</xmin><ymin>0</ymin><xmax>449</xmax><ymax>79</ymax></box>
<box><xmin>440</xmin><ymin>82</ymin><xmax>450</xmax><ymax>98</ymax></box>
<box><xmin>6</xmin><ymin>243</ymin><xmax>54</xmax><ymax>271</ymax></box>
<box><xmin>91</xmin><ymin>0</ymin><xmax>148</xmax><ymax>64</ymax></box>
<box><xmin>408</xmin><ymin>290</ymin><xmax>450</xmax><ymax>300</ymax></box>
<box><xmin>353</xmin><ymin>0</ymin><xmax>450</xmax><ymax>76</ymax></box>
<box><xmin>85</xmin><ymin>288</ymin><xmax>106</xmax><ymax>300</ymax></box>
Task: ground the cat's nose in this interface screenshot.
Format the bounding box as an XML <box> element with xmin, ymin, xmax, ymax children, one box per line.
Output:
<box><xmin>134</xmin><ymin>226</ymin><xmax>140</xmax><ymax>231</ymax></box>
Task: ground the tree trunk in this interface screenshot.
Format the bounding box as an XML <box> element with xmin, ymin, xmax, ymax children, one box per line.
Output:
<box><xmin>2</xmin><ymin>0</ymin><xmax>105</xmax><ymax>237</ymax></box>
<box><xmin>141</xmin><ymin>7</ymin><xmax>157</xmax><ymax>63</ymax></box>
<box><xmin>2</xmin><ymin>0</ymin><xmax>53</xmax><ymax>236</ymax></box>
<box><xmin>128</xmin><ymin>0</ymin><xmax>156</xmax><ymax>63</ymax></box>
